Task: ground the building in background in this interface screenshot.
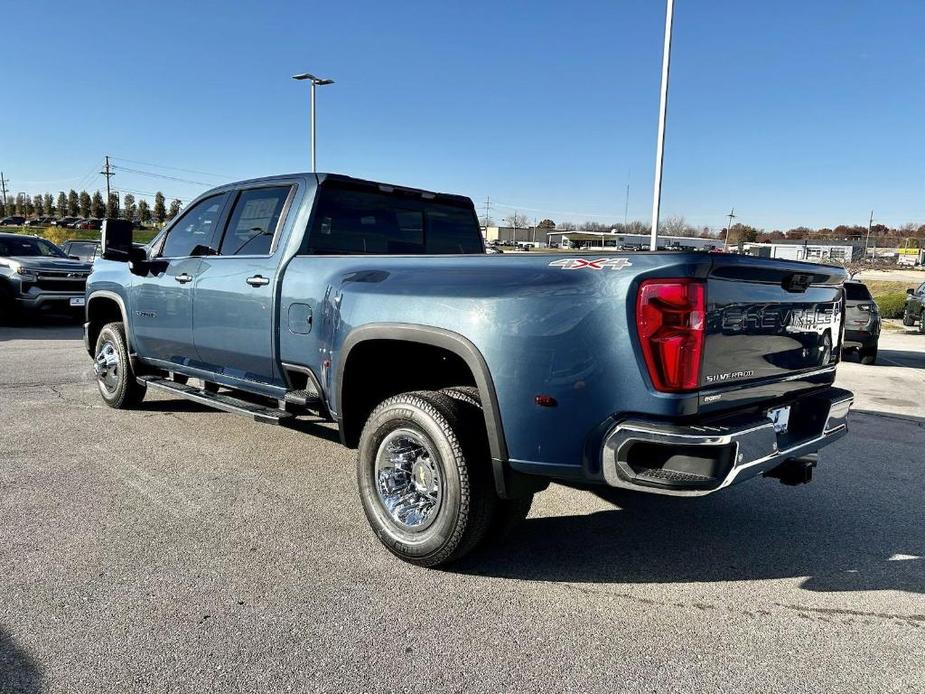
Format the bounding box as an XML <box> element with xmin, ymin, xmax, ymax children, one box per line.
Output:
<box><xmin>739</xmin><ymin>240</ymin><xmax>863</xmax><ymax>262</ymax></box>
<box><xmin>550</xmin><ymin>231</ymin><xmax>719</xmax><ymax>251</ymax></box>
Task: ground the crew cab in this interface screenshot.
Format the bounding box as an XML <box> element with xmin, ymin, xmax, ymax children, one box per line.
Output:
<box><xmin>84</xmin><ymin>173</ymin><xmax>853</xmax><ymax>567</ymax></box>
<box><xmin>0</xmin><ymin>232</ymin><xmax>92</xmax><ymax>320</ymax></box>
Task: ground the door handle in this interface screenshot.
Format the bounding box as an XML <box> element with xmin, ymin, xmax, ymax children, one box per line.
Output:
<box><xmin>246</xmin><ymin>275</ymin><xmax>270</xmax><ymax>287</ymax></box>
<box><xmin>175</xmin><ymin>273</ymin><xmax>193</xmax><ymax>284</ymax></box>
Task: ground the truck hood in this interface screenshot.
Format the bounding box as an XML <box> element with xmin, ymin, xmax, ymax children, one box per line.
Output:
<box><xmin>5</xmin><ymin>256</ymin><xmax>93</xmax><ymax>273</ymax></box>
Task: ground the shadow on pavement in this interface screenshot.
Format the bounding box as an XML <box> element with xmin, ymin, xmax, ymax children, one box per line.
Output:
<box><xmin>875</xmin><ymin>348</ymin><xmax>925</xmax><ymax>369</ymax></box>
<box><xmin>0</xmin><ymin>627</ymin><xmax>43</xmax><ymax>694</ymax></box>
<box><xmin>0</xmin><ymin>315</ymin><xmax>83</xmax><ymax>342</ymax></box>
<box><xmin>461</xmin><ymin>412</ymin><xmax>924</xmax><ymax>596</ymax></box>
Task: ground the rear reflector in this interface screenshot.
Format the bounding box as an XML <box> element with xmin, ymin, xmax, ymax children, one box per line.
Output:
<box><xmin>636</xmin><ymin>279</ymin><xmax>705</xmax><ymax>392</ymax></box>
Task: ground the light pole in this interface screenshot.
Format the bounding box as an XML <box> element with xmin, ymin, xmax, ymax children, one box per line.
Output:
<box><xmin>649</xmin><ymin>0</ymin><xmax>675</xmax><ymax>251</ymax></box>
<box><xmin>292</xmin><ymin>72</ymin><xmax>335</xmax><ymax>172</ymax></box>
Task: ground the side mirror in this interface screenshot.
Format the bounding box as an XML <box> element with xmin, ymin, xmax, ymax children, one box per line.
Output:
<box><xmin>101</xmin><ymin>218</ymin><xmax>136</xmax><ymax>262</ymax></box>
<box><xmin>907</xmin><ymin>288</ymin><xmax>914</xmax><ymax>295</ymax></box>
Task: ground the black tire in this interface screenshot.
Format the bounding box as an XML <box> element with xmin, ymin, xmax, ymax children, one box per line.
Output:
<box><xmin>357</xmin><ymin>390</ymin><xmax>497</xmax><ymax>567</ymax></box>
<box><xmin>902</xmin><ymin>310</ymin><xmax>915</xmax><ymax>327</ymax></box>
<box><xmin>94</xmin><ymin>322</ymin><xmax>146</xmax><ymax>408</ymax></box>
<box><xmin>860</xmin><ymin>345</ymin><xmax>878</xmax><ymax>365</ymax></box>
<box><xmin>440</xmin><ymin>386</ymin><xmax>535</xmax><ymax>542</ymax></box>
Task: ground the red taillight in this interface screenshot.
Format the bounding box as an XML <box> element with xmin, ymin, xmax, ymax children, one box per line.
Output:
<box><xmin>635</xmin><ymin>279</ymin><xmax>705</xmax><ymax>392</ymax></box>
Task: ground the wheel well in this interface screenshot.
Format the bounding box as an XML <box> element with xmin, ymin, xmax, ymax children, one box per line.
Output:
<box><xmin>86</xmin><ymin>297</ymin><xmax>125</xmax><ymax>352</ymax></box>
<box><xmin>339</xmin><ymin>339</ymin><xmax>478</xmax><ymax>448</ymax></box>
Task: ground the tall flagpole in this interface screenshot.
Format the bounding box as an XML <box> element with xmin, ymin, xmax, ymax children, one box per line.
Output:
<box><xmin>649</xmin><ymin>0</ymin><xmax>675</xmax><ymax>251</ymax></box>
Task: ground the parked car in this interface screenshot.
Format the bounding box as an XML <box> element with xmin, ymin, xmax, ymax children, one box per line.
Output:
<box><xmin>24</xmin><ymin>219</ymin><xmax>46</xmax><ymax>227</ymax></box>
<box><xmin>85</xmin><ymin>172</ymin><xmax>853</xmax><ymax>567</ymax></box>
<box><xmin>54</xmin><ymin>217</ymin><xmax>79</xmax><ymax>228</ymax></box>
<box><xmin>842</xmin><ymin>280</ymin><xmax>881</xmax><ymax>364</ymax></box>
<box><xmin>0</xmin><ymin>232</ymin><xmax>92</xmax><ymax>320</ymax></box>
<box><xmin>1</xmin><ymin>216</ymin><xmax>26</xmax><ymax>226</ymax></box>
<box><xmin>60</xmin><ymin>239</ymin><xmax>101</xmax><ymax>262</ymax></box>
<box><xmin>902</xmin><ymin>281</ymin><xmax>925</xmax><ymax>333</ymax></box>
<box><xmin>74</xmin><ymin>218</ymin><xmax>102</xmax><ymax>230</ymax></box>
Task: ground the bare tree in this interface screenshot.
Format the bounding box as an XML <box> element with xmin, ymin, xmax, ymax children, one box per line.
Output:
<box><xmin>504</xmin><ymin>212</ymin><xmax>530</xmax><ymax>229</ymax></box>
<box><xmin>659</xmin><ymin>215</ymin><xmax>698</xmax><ymax>237</ymax></box>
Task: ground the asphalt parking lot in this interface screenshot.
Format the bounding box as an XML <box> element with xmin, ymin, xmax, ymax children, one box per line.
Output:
<box><xmin>1</xmin><ymin>321</ymin><xmax>923</xmax><ymax>693</ymax></box>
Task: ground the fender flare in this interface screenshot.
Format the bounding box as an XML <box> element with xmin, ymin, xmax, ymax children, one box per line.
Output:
<box><xmin>335</xmin><ymin>323</ymin><xmax>513</xmax><ymax>492</ymax></box>
<box><xmin>86</xmin><ymin>290</ymin><xmax>130</xmax><ymax>354</ymax></box>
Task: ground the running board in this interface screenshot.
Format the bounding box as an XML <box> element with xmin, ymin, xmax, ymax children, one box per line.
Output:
<box><xmin>137</xmin><ymin>376</ymin><xmax>293</xmax><ymax>424</ymax></box>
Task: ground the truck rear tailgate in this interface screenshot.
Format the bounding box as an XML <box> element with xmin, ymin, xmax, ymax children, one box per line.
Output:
<box><xmin>701</xmin><ymin>256</ymin><xmax>846</xmax><ymax>395</ymax></box>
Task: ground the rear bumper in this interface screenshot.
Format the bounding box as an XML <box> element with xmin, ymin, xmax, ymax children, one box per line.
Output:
<box><xmin>601</xmin><ymin>387</ymin><xmax>853</xmax><ymax>497</ymax></box>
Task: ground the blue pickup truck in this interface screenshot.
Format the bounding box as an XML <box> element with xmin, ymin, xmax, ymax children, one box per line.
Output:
<box><xmin>85</xmin><ymin>173</ymin><xmax>853</xmax><ymax>566</ymax></box>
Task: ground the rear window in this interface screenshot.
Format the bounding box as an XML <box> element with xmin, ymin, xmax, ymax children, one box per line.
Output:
<box><xmin>844</xmin><ymin>283</ymin><xmax>872</xmax><ymax>300</ymax></box>
<box><xmin>303</xmin><ymin>184</ymin><xmax>482</xmax><ymax>255</ymax></box>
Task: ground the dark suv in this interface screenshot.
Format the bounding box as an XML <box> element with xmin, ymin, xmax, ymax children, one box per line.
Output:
<box><xmin>0</xmin><ymin>233</ymin><xmax>92</xmax><ymax>320</ymax></box>
<box><xmin>842</xmin><ymin>281</ymin><xmax>881</xmax><ymax>364</ymax></box>
<box><xmin>902</xmin><ymin>281</ymin><xmax>925</xmax><ymax>333</ymax></box>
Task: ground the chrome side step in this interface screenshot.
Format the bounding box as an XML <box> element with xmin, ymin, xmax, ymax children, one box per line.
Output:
<box><xmin>137</xmin><ymin>376</ymin><xmax>293</xmax><ymax>424</ymax></box>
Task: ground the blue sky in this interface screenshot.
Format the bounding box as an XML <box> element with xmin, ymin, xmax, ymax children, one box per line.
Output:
<box><xmin>3</xmin><ymin>0</ymin><xmax>924</xmax><ymax>230</ymax></box>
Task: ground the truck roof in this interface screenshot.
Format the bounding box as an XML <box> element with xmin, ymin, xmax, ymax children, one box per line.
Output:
<box><xmin>206</xmin><ymin>172</ymin><xmax>473</xmax><ymax>207</ymax></box>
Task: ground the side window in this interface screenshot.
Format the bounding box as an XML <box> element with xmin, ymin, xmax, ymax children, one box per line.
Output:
<box><xmin>218</xmin><ymin>186</ymin><xmax>291</xmax><ymax>256</ymax></box>
<box><xmin>160</xmin><ymin>194</ymin><xmax>228</xmax><ymax>258</ymax></box>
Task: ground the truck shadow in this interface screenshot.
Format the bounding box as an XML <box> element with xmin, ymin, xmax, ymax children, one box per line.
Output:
<box><xmin>0</xmin><ymin>320</ymin><xmax>83</xmax><ymax>342</ymax></box>
<box><xmin>0</xmin><ymin>627</ymin><xmax>43</xmax><ymax>693</ymax></box>
<box><xmin>461</xmin><ymin>413</ymin><xmax>924</xmax><ymax>595</ymax></box>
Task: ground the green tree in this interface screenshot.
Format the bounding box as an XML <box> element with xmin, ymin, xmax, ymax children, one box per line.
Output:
<box><xmin>56</xmin><ymin>192</ymin><xmax>67</xmax><ymax>218</ymax></box>
<box><xmin>106</xmin><ymin>192</ymin><xmax>120</xmax><ymax>218</ymax></box>
<box><xmin>537</xmin><ymin>219</ymin><xmax>556</xmax><ymax>229</ymax></box>
<box><xmin>43</xmin><ymin>193</ymin><xmax>53</xmax><ymax>216</ymax></box>
<box><xmin>0</xmin><ymin>199</ymin><xmax>6</xmax><ymax>216</ymax></box>
<box><xmin>90</xmin><ymin>191</ymin><xmax>105</xmax><ymax>218</ymax></box>
<box><xmin>167</xmin><ymin>198</ymin><xmax>182</xmax><ymax>221</ymax></box>
<box><xmin>121</xmin><ymin>193</ymin><xmax>136</xmax><ymax>221</ymax></box>
<box><xmin>78</xmin><ymin>190</ymin><xmax>90</xmax><ymax>217</ymax></box>
<box><xmin>137</xmin><ymin>199</ymin><xmax>151</xmax><ymax>225</ymax></box>
<box><xmin>153</xmin><ymin>192</ymin><xmax>166</xmax><ymax>224</ymax></box>
<box><xmin>23</xmin><ymin>194</ymin><xmax>34</xmax><ymax>217</ymax></box>
<box><xmin>33</xmin><ymin>194</ymin><xmax>44</xmax><ymax>217</ymax></box>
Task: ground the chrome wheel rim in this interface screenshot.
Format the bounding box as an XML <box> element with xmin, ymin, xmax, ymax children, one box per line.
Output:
<box><xmin>374</xmin><ymin>428</ymin><xmax>443</xmax><ymax>531</ymax></box>
<box><xmin>94</xmin><ymin>340</ymin><xmax>120</xmax><ymax>395</ymax></box>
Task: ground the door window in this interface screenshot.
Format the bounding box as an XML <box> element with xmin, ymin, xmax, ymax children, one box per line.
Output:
<box><xmin>160</xmin><ymin>194</ymin><xmax>228</xmax><ymax>258</ymax></box>
<box><xmin>218</xmin><ymin>186</ymin><xmax>291</xmax><ymax>256</ymax></box>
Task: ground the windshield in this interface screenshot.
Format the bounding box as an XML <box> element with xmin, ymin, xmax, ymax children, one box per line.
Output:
<box><xmin>0</xmin><ymin>236</ymin><xmax>67</xmax><ymax>258</ymax></box>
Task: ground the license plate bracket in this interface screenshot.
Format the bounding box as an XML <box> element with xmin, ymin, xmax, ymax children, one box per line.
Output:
<box><xmin>69</xmin><ymin>297</ymin><xmax>85</xmax><ymax>307</ymax></box>
<box><xmin>766</xmin><ymin>405</ymin><xmax>791</xmax><ymax>434</ymax></box>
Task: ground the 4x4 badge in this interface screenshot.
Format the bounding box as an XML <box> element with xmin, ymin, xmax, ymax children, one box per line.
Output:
<box><xmin>548</xmin><ymin>257</ymin><xmax>633</xmax><ymax>271</ymax></box>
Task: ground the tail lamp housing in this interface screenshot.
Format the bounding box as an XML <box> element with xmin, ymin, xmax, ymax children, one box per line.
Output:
<box><xmin>636</xmin><ymin>278</ymin><xmax>706</xmax><ymax>392</ymax></box>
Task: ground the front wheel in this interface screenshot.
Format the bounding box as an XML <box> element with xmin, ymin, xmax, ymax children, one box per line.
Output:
<box><xmin>357</xmin><ymin>391</ymin><xmax>497</xmax><ymax>567</ymax></box>
<box><xmin>860</xmin><ymin>344</ymin><xmax>878</xmax><ymax>365</ymax></box>
<box><xmin>94</xmin><ymin>322</ymin><xmax>146</xmax><ymax>408</ymax></box>
<box><xmin>902</xmin><ymin>310</ymin><xmax>915</xmax><ymax>327</ymax></box>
